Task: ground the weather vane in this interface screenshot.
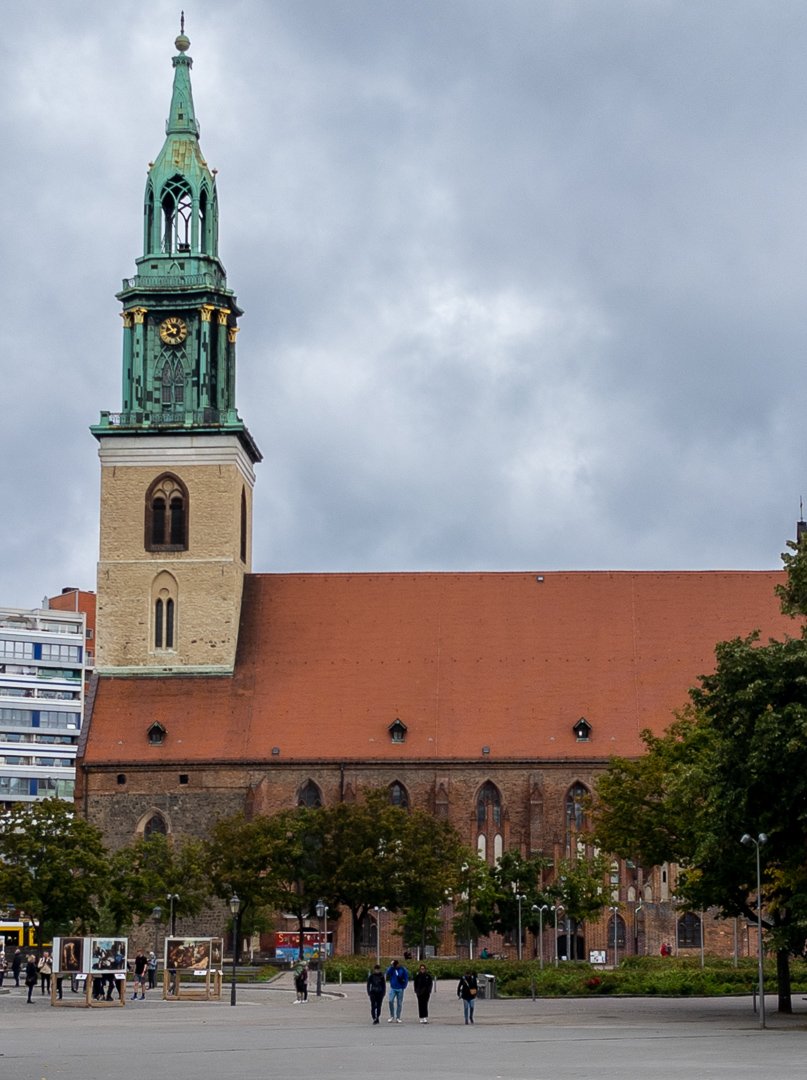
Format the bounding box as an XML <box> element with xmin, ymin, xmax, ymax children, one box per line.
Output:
<box><xmin>181</xmin><ymin>11</ymin><xmax>185</xmax><ymax>34</ymax></box>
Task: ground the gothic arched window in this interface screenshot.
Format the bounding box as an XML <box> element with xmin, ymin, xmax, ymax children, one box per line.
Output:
<box><xmin>297</xmin><ymin>780</ymin><xmax>322</xmax><ymax>809</ymax></box>
<box><xmin>677</xmin><ymin>912</ymin><xmax>702</xmax><ymax>949</ymax></box>
<box><xmin>476</xmin><ymin>781</ymin><xmax>502</xmax><ymax>829</ymax></box>
<box><xmin>565</xmin><ymin>782</ymin><xmax>589</xmax><ymax>846</ymax></box>
<box><xmin>143</xmin><ymin>812</ymin><xmax>168</xmax><ymax>839</ymax></box>
<box><xmin>161</xmin><ymin>359</ymin><xmax>185</xmax><ymax>408</ymax></box>
<box><xmin>608</xmin><ymin>914</ymin><xmax>626</xmax><ymax>949</ymax></box>
<box><xmin>146</xmin><ymin>474</ymin><xmax>189</xmax><ymax>551</ymax></box>
<box><xmin>152</xmin><ymin>571</ymin><xmax>178</xmax><ymax>652</ymax></box>
<box><xmin>145</xmin><ymin>186</ymin><xmax>155</xmax><ymax>255</ymax></box>
<box><xmin>389</xmin><ymin>781</ymin><xmax>409</xmax><ymax>810</ymax></box>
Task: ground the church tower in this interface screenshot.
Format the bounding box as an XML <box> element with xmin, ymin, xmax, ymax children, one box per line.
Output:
<box><xmin>92</xmin><ymin>25</ymin><xmax>261</xmax><ymax>675</ymax></box>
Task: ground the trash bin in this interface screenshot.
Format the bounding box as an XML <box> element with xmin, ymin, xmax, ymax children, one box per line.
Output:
<box><xmin>477</xmin><ymin>974</ymin><xmax>496</xmax><ymax>999</ymax></box>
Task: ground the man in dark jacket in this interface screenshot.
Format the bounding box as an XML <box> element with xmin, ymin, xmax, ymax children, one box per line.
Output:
<box><xmin>385</xmin><ymin>958</ymin><xmax>409</xmax><ymax>1022</ymax></box>
<box><xmin>11</xmin><ymin>949</ymin><xmax>22</xmax><ymax>987</ymax></box>
<box><xmin>366</xmin><ymin>964</ymin><xmax>386</xmax><ymax>1023</ymax></box>
<box><xmin>413</xmin><ymin>963</ymin><xmax>434</xmax><ymax>1023</ymax></box>
<box><xmin>457</xmin><ymin>970</ymin><xmax>478</xmax><ymax>1025</ymax></box>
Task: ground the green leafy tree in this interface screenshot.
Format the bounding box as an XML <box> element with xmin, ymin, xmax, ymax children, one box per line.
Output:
<box><xmin>316</xmin><ymin>790</ymin><xmax>407</xmax><ymax>950</ymax></box>
<box><xmin>452</xmin><ymin>854</ymin><xmax>497</xmax><ymax>950</ymax></box>
<box><xmin>0</xmin><ymin>799</ymin><xmax>108</xmax><ymax>947</ymax></box>
<box><xmin>490</xmin><ymin>849</ymin><xmax>551</xmax><ymax>953</ymax></box>
<box><xmin>394</xmin><ymin>810</ymin><xmax>464</xmax><ymax>956</ymax></box>
<box><xmin>549</xmin><ymin>853</ymin><xmax>611</xmax><ymax>960</ymax></box>
<box><xmin>205</xmin><ymin>812</ymin><xmax>278</xmax><ymax>953</ymax></box>
<box><xmin>593</xmin><ymin>536</ymin><xmax>807</xmax><ymax>1012</ymax></box>
<box><xmin>107</xmin><ymin>832</ymin><xmax>208</xmax><ymax>933</ymax></box>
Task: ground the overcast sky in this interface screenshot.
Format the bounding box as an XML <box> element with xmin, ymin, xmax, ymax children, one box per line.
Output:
<box><xmin>1</xmin><ymin>0</ymin><xmax>806</xmax><ymax>607</ymax></box>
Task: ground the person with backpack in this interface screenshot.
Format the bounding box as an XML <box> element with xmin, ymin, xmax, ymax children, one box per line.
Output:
<box><xmin>24</xmin><ymin>955</ymin><xmax>38</xmax><ymax>1003</ymax></box>
<box><xmin>385</xmin><ymin>958</ymin><xmax>409</xmax><ymax>1023</ymax></box>
<box><xmin>366</xmin><ymin>964</ymin><xmax>386</xmax><ymax>1024</ymax></box>
<box><xmin>413</xmin><ymin>963</ymin><xmax>434</xmax><ymax>1024</ymax></box>
<box><xmin>457</xmin><ymin>970</ymin><xmax>478</xmax><ymax>1025</ymax></box>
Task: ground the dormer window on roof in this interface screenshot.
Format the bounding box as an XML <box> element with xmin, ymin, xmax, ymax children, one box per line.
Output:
<box><xmin>389</xmin><ymin>718</ymin><xmax>407</xmax><ymax>743</ymax></box>
<box><xmin>148</xmin><ymin>721</ymin><xmax>166</xmax><ymax>746</ymax></box>
<box><xmin>573</xmin><ymin>717</ymin><xmax>591</xmax><ymax>741</ymax></box>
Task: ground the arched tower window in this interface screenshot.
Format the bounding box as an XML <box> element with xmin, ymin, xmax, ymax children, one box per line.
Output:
<box><xmin>476</xmin><ymin>781</ymin><xmax>502</xmax><ymax>829</ymax></box>
<box><xmin>240</xmin><ymin>487</ymin><xmax>248</xmax><ymax>563</ymax></box>
<box><xmin>161</xmin><ymin>359</ymin><xmax>185</xmax><ymax>408</ymax></box>
<box><xmin>389</xmin><ymin>781</ymin><xmax>409</xmax><ymax>810</ymax></box>
<box><xmin>161</xmin><ymin>175</ymin><xmax>193</xmax><ymax>255</ymax></box>
<box><xmin>297</xmin><ymin>780</ymin><xmax>322</xmax><ymax>809</ymax></box>
<box><xmin>152</xmin><ymin>571</ymin><xmax>178</xmax><ymax>652</ymax></box>
<box><xmin>146</xmin><ymin>474</ymin><xmax>189</xmax><ymax>551</ymax></box>
<box><xmin>199</xmin><ymin>188</ymin><xmax>208</xmax><ymax>253</ymax></box>
<box><xmin>145</xmin><ymin>185</ymin><xmax>155</xmax><ymax>255</ymax></box>
<box><xmin>565</xmin><ymin>782</ymin><xmax>589</xmax><ymax>852</ymax></box>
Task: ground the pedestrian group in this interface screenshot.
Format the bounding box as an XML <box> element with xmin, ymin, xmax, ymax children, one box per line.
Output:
<box><xmin>364</xmin><ymin>959</ymin><xmax>480</xmax><ymax>1025</ymax></box>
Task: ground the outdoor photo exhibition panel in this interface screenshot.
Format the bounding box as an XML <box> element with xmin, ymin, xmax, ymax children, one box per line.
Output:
<box><xmin>163</xmin><ymin>937</ymin><xmax>223</xmax><ymax>1000</ymax></box>
<box><xmin>51</xmin><ymin>937</ymin><xmax>128</xmax><ymax>1007</ymax></box>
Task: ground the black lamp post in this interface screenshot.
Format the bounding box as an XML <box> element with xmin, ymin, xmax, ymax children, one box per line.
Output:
<box><xmin>741</xmin><ymin>832</ymin><xmax>767</xmax><ymax>1029</ymax></box>
<box><xmin>229</xmin><ymin>894</ymin><xmax>241</xmax><ymax>1007</ymax></box>
<box><xmin>167</xmin><ymin>893</ymin><xmax>180</xmax><ymax>937</ymax></box>
<box><xmin>315</xmin><ymin>899</ymin><xmax>327</xmax><ymax>997</ymax></box>
<box><xmin>152</xmin><ymin>905</ymin><xmax>162</xmax><ymax>961</ymax></box>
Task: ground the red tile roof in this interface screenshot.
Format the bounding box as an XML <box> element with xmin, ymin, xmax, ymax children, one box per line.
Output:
<box><xmin>81</xmin><ymin>571</ymin><xmax>798</xmax><ymax>765</ymax></box>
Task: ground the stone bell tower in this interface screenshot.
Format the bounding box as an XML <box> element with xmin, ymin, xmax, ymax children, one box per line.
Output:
<box><xmin>91</xmin><ymin>23</ymin><xmax>261</xmax><ymax>675</ymax></box>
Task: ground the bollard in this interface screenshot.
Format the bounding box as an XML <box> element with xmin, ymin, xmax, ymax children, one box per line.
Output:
<box><xmin>531</xmin><ymin>976</ymin><xmax>535</xmax><ymax>1002</ymax></box>
<box><xmin>339</xmin><ymin>969</ymin><xmax>342</xmax><ymax>985</ymax></box>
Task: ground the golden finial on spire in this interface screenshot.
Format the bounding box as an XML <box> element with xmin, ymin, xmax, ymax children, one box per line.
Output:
<box><xmin>175</xmin><ymin>11</ymin><xmax>190</xmax><ymax>53</ymax></box>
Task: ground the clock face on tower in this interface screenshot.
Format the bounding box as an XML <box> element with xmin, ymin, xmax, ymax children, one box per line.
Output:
<box><xmin>159</xmin><ymin>317</ymin><xmax>188</xmax><ymax>345</ymax></box>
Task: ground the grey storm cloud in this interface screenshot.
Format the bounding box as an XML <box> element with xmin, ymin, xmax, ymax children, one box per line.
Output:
<box><xmin>1</xmin><ymin>0</ymin><xmax>806</xmax><ymax>607</ymax></box>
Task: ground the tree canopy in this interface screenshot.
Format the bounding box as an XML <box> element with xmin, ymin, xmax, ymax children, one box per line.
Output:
<box><xmin>593</xmin><ymin>536</ymin><xmax>807</xmax><ymax>1011</ymax></box>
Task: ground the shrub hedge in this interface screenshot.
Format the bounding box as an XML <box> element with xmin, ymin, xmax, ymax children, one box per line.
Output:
<box><xmin>322</xmin><ymin>955</ymin><xmax>807</xmax><ymax>997</ymax></box>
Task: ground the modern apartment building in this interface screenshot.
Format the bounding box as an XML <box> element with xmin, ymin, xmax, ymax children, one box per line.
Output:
<box><xmin>0</xmin><ymin>602</ymin><xmax>88</xmax><ymax>806</ymax></box>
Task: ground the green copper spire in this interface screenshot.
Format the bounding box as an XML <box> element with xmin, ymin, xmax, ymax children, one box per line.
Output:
<box><xmin>92</xmin><ymin>23</ymin><xmax>260</xmax><ymax>464</ymax></box>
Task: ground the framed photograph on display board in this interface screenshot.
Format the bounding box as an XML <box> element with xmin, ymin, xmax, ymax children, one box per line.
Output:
<box><xmin>165</xmin><ymin>938</ymin><xmax>211</xmax><ymax>971</ymax></box>
<box><xmin>53</xmin><ymin>936</ymin><xmax>84</xmax><ymax>973</ymax></box>
<box><xmin>211</xmin><ymin>939</ymin><xmax>223</xmax><ymax>969</ymax></box>
<box><xmin>89</xmin><ymin>938</ymin><xmax>127</xmax><ymax>972</ymax></box>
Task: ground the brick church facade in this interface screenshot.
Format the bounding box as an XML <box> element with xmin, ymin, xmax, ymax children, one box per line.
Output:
<box><xmin>78</xmin><ymin>30</ymin><xmax>790</xmax><ymax>962</ymax></box>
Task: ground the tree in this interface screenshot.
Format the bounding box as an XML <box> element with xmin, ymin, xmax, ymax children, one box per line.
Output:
<box><xmin>452</xmin><ymin>854</ymin><xmax>497</xmax><ymax>950</ymax></box>
<box><xmin>107</xmin><ymin>832</ymin><xmax>208</xmax><ymax>933</ymax></box>
<box><xmin>593</xmin><ymin>536</ymin><xmax>807</xmax><ymax>1011</ymax></box>
<box><xmin>0</xmin><ymin>799</ymin><xmax>108</xmax><ymax>948</ymax></box>
<box><xmin>315</xmin><ymin>791</ymin><xmax>408</xmax><ymax>950</ymax></box>
<box><xmin>490</xmin><ymin>849</ymin><xmax>551</xmax><ymax>954</ymax></box>
<box><xmin>549</xmin><ymin>853</ymin><xmax>611</xmax><ymax>960</ymax></box>
<box><xmin>205</xmin><ymin>813</ymin><xmax>277</xmax><ymax>954</ymax></box>
<box><xmin>394</xmin><ymin>810</ymin><xmax>464</xmax><ymax>957</ymax></box>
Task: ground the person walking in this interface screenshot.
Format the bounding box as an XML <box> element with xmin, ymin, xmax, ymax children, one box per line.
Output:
<box><xmin>366</xmin><ymin>964</ymin><xmax>386</xmax><ymax>1024</ymax></box>
<box><xmin>385</xmin><ymin>958</ymin><xmax>409</xmax><ymax>1023</ymax></box>
<box><xmin>457</xmin><ymin>970</ymin><xmax>478</xmax><ymax>1025</ymax></box>
<box><xmin>132</xmin><ymin>949</ymin><xmax>148</xmax><ymax>999</ymax></box>
<box><xmin>38</xmin><ymin>952</ymin><xmax>52</xmax><ymax>996</ymax></box>
<box><xmin>24</xmin><ymin>955</ymin><xmax>38</xmax><ymax>1003</ymax></box>
<box><xmin>11</xmin><ymin>948</ymin><xmax>22</xmax><ymax>987</ymax></box>
<box><xmin>147</xmin><ymin>951</ymin><xmax>158</xmax><ymax>989</ymax></box>
<box><xmin>413</xmin><ymin>963</ymin><xmax>433</xmax><ymax>1024</ymax></box>
<box><xmin>301</xmin><ymin>962</ymin><xmax>309</xmax><ymax>1003</ymax></box>
<box><xmin>0</xmin><ymin>948</ymin><xmax>6</xmax><ymax>987</ymax></box>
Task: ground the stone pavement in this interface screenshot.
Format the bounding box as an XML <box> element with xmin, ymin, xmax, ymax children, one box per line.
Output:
<box><xmin>1</xmin><ymin>977</ymin><xmax>806</xmax><ymax>1080</ymax></box>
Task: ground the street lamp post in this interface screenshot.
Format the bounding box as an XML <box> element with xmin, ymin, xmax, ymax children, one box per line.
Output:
<box><xmin>167</xmin><ymin>893</ymin><xmax>180</xmax><ymax>937</ymax></box>
<box><xmin>229</xmin><ymin>894</ymin><xmax>241</xmax><ymax>1007</ymax></box>
<box><xmin>151</xmin><ymin>905</ymin><xmax>162</xmax><ymax>961</ymax></box>
<box><xmin>552</xmin><ymin>904</ymin><xmax>564</xmax><ymax>968</ymax></box>
<box><xmin>608</xmin><ymin>905</ymin><xmax>620</xmax><ymax>969</ymax></box>
<box><xmin>374</xmin><ymin>906</ymin><xmax>387</xmax><ymax>968</ymax></box>
<box><xmin>516</xmin><ymin>894</ymin><xmax>526</xmax><ymax>961</ymax></box>
<box><xmin>532</xmin><ymin>905</ymin><xmax>548</xmax><ymax>970</ymax></box>
<box><xmin>315</xmin><ymin>899</ymin><xmax>327</xmax><ymax>997</ymax></box>
<box><xmin>741</xmin><ymin>832</ymin><xmax>768</xmax><ymax>1030</ymax></box>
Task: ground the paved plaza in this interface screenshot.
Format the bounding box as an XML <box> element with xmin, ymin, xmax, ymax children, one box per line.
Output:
<box><xmin>1</xmin><ymin>977</ymin><xmax>806</xmax><ymax>1080</ymax></box>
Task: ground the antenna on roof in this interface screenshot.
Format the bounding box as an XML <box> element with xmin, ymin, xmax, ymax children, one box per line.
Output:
<box><xmin>797</xmin><ymin>496</ymin><xmax>806</xmax><ymax>544</ymax></box>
